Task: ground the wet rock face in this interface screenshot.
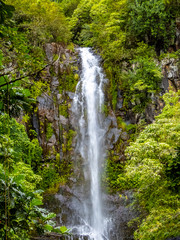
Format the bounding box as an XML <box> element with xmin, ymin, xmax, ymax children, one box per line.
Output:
<box><xmin>102</xmin><ymin>191</ymin><xmax>138</xmax><ymax>240</ymax></box>
<box><xmin>104</xmin><ymin>110</ymin><xmax>129</xmax><ymax>163</ymax></box>
<box><xmin>44</xmin><ymin>184</ymin><xmax>138</xmax><ymax>240</ymax></box>
<box><xmin>105</xmin><ymin>112</ymin><xmax>121</xmax><ymax>150</ymax></box>
<box><xmin>35</xmin><ymin>92</ymin><xmax>66</xmax><ymax>156</ymax></box>
<box><xmin>31</xmin><ymin>43</ymin><xmax>79</xmax><ymax>158</ymax></box>
<box><xmin>176</xmin><ymin>18</ymin><xmax>180</xmax><ymax>50</ymax></box>
<box><xmin>162</xmin><ymin>57</ymin><xmax>180</xmax><ymax>91</ymax></box>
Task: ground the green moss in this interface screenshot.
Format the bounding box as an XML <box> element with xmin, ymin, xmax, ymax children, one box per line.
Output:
<box><xmin>44</xmin><ymin>129</ymin><xmax>76</xmax><ymax>189</ymax></box>
<box><xmin>31</xmin><ymin>80</ymin><xmax>51</xmax><ymax>99</ymax></box>
<box><xmin>74</xmin><ymin>73</ymin><xmax>79</xmax><ymax>81</ymax></box>
<box><xmin>67</xmin><ymin>129</ymin><xmax>76</xmax><ymax>151</ymax></box>
<box><xmin>55</xmin><ymin>153</ymin><xmax>73</xmax><ymax>184</ymax></box>
<box><xmin>62</xmin><ymin>129</ymin><xmax>76</xmax><ymax>153</ymax></box>
<box><xmin>58</xmin><ymin>70</ymin><xmax>78</xmax><ymax>94</ymax></box>
<box><xmin>117</xmin><ymin>117</ymin><xmax>127</xmax><ymax>131</ymax></box>
<box><xmin>53</xmin><ymin>54</ymin><xmax>59</xmax><ymax>61</ymax></box>
<box><xmin>67</xmin><ymin>43</ymin><xmax>75</xmax><ymax>52</ymax></box>
<box><xmin>46</xmin><ymin>123</ymin><xmax>54</xmax><ymax>141</ymax></box>
<box><xmin>40</xmin><ymin>164</ymin><xmax>60</xmax><ymax>189</ymax></box>
<box><xmin>101</xmin><ymin>103</ymin><xmax>109</xmax><ymax>117</ymax></box>
<box><xmin>59</xmin><ymin>102</ymin><xmax>68</xmax><ymax>118</ymax></box>
<box><xmin>49</xmin><ymin>65</ymin><xmax>56</xmax><ymax>77</ymax></box>
<box><xmin>103</xmin><ymin>154</ymin><xmax>125</xmax><ymax>192</ymax></box>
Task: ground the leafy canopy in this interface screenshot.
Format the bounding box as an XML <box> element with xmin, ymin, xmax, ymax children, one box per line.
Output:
<box><xmin>5</xmin><ymin>0</ymin><xmax>71</xmax><ymax>44</ymax></box>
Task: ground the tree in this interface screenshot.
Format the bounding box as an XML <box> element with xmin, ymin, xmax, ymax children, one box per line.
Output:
<box><xmin>127</xmin><ymin>0</ymin><xmax>176</xmax><ymax>54</ymax></box>
<box><xmin>121</xmin><ymin>46</ymin><xmax>162</xmax><ymax>113</ymax></box>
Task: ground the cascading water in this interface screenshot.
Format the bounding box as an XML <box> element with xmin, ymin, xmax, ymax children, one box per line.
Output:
<box><xmin>72</xmin><ymin>47</ymin><xmax>107</xmax><ymax>239</ymax></box>
<box><xmin>44</xmin><ymin>47</ymin><xmax>138</xmax><ymax>240</ymax></box>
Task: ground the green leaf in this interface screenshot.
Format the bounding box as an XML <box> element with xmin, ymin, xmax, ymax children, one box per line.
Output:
<box><xmin>60</xmin><ymin>226</ymin><xmax>70</xmax><ymax>234</ymax></box>
<box><xmin>46</xmin><ymin>212</ymin><xmax>56</xmax><ymax>220</ymax></box>
<box><xmin>53</xmin><ymin>226</ymin><xmax>70</xmax><ymax>234</ymax></box>
<box><xmin>31</xmin><ymin>198</ymin><xmax>43</xmax><ymax>206</ymax></box>
<box><xmin>44</xmin><ymin>224</ymin><xmax>53</xmax><ymax>232</ymax></box>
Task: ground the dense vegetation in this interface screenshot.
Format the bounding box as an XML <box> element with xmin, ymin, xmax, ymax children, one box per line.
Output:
<box><xmin>0</xmin><ymin>0</ymin><xmax>71</xmax><ymax>239</ymax></box>
<box><xmin>70</xmin><ymin>0</ymin><xmax>179</xmax><ymax>111</ymax></box>
<box><xmin>0</xmin><ymin>0</ymin><xmax>180</xmax><ymax>239</ymax></box>
<box><xmin>119</xmin><ymin>91</ymin><xmax>180</xmax><ymax>239</ymax></box>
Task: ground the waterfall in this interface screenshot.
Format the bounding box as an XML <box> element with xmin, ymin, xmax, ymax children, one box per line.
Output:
<box><xmin>44</xmin><ymin>47</ymin><xmax>138</xmax><ymax>240</ymax></box>
<box><xmin>73</xmin><ymin>47</ymin><xmax>107</xmax><ymax>239</ymax></box>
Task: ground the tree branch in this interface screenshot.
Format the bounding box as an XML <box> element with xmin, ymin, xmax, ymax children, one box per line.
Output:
<box><xmin>0</xmin><ymin>63</ymin><xmax>51</xmax><ymax>88</ymax></box>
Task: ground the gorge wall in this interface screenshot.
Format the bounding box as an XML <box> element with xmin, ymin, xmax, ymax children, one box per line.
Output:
<box><xmin>28</xmin><ymin>38</ymin><xmax>180</xmax><ymax>239</ymax></box>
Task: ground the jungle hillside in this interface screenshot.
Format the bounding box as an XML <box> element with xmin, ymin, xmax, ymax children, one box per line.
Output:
<box><xmin>0</xmin><ymin>0</ymin><xmax>180</xmax><ymax>239</ymax></box>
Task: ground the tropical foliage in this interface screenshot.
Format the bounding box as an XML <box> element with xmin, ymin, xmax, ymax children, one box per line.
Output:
<box><xmin>5</xmin><ymin>0</ymin><xmax>71</xmax><ymax>44</ymax></box>
<box><xmin>0</xmin><ymin>114</ymin><xmax>69</xmax><ymax>239</ymax></box>
<box><xmin>117</xmin><ymin>91</ymin><xmax>180</xmax><ymax>239</ymax></box>
<box><xmin>0</xmin><ymin>0</ymin><xmax>71</xmax><ymax>238</ymax></box>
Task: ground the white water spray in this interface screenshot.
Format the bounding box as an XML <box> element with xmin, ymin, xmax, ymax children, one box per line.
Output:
<box><xmin>73</xmin><ymin>47</ymin><xmax>106</xmax><ymax>239</ymax></box>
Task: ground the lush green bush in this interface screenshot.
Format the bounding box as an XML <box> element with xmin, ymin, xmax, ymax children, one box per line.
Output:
<box><xmin>70</xmin><ymin>0</ymin><xmax>94</xmax><ymax>43</ymax></box>
<box><xmin>119</xmin><ymin>91</ymin><xmax>180</xmax><ymax>239</ymax></box>
<box><xmin>134</xmin><ymin>208</ymin><xmax>180</xmax><ymax>240</ymax></box>
<box><xmin>0</xmin><ymin>114</ymin><xmax>42</xmax><ymax>168</ymax></box>
<box><xmin>0</xmin><ymin>24</ymin><xmax>47</xmax><ymax>116</ymax></box>
<box><xmin>0</xmin><ymin>163</ymin><xmax>69</xmax><ymax>239</ymax></box>
<box><xmin>0</xmin><ymin>163</ymin><xmax>42</xmax><ymax>239</ymax></box>
<box><xmin>121</xmin><ymin>53</ymin><xmax>162</xmax><ymax>112</ymax></box>
<box><xmin>0</xmin><ymin>115</ymin><xmax>51</xmax><ymax>239</ymax></box>
<box><xmin>0</xmin><ymin>114</ymin><xmax>70</xmax><ymax>239</ymax></box>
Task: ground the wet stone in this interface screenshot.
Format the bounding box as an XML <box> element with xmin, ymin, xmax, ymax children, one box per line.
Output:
<box><xmin>37</xmin><ymin>94</ymin><xmax>54</xmax><ymax>110</ymax></box>
<box><xmin>66</xmin><ymin>91</ymin><xmax>75</xmax><ymax>100</ymax></box>
<box><xmin>59</xmin><ymin>115</ymin><xmax>68</xmax><ymax>125</ymax></box>
<box><xmin>106</xmin><ymin>128</ymin><xmax>122</xmax><ymax>146</ymax></box>
<box><xmin>121</xmin><ymin>132</ymin><xmax>129</xmax><ymax>141</ymax></box>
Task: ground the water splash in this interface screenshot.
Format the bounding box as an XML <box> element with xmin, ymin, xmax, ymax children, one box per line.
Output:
<box><xmin>73</xmin><ymin>47</ymin><xmax>107</xmax><ymax>239</ymax></box>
